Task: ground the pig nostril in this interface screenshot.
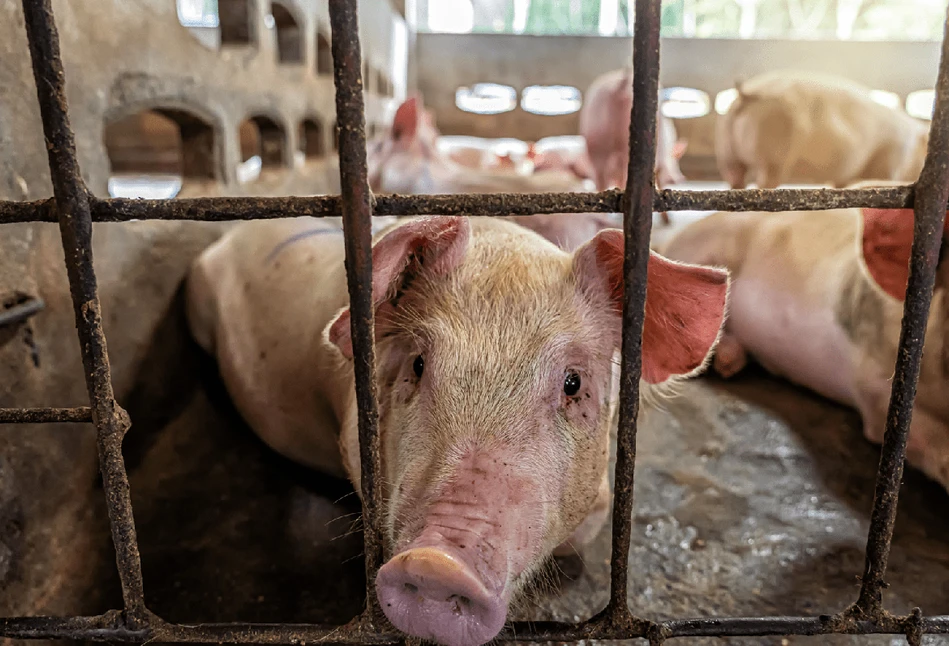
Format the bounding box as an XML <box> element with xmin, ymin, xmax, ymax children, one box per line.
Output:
<box><xmin>404</xmin><ymin>583</ymin><xmax>418</xmax><ymax>594</ymax></box>
<box><xmin>448</xmin><ymin>594</ymin><xmax>472</xmax><ymax>615</ymax></box>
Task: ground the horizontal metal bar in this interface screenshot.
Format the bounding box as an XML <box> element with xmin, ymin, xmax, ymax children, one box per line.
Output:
<box><xmin>0</xmin><ymin>185</ymin><xmax>921</xmax><ymax>225</ymax></box>
<box><xmin>0</xmin><ymin>407</ymin><xmax>93</xmax><ymax>424</ymax></box>
<box><xmin>0</xmin><ymin>297</ymin><xmax>45</xmax><ymax>327</ymax></box>
<box><xmin>2</xmin><ymin>612</ymin><xmax>947</xmax><ymax>643</ymax></box>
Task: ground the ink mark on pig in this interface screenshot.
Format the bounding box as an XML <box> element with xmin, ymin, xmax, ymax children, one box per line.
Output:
<box><xmin>266</xmin><ymin>227</ymin><xmax>341</xmax><ymax>264</ymax></box>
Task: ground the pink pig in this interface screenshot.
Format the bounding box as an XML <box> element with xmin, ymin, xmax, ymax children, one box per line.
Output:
<box><xmin>367</xmin><ymin>96</ymin><xmax>616</xmax><ymax>252</ymax></box>
<box><xmin>661</xmin><ymin>204</ymin><xmax>949</xmax><ymax>491</ymax></box>
<box><xmin>185</xmin><ymin>215</ymin><xmax>729</xmax><ymax>646</ymax></box>
<box><xmin>530</xmin><ymin>137</ymin><xmax>597</xmax><ymax>182</ymax></box>
<box><xmin>579</xmin><ymin>67</ymin><xmax>688</xmax><ymax>192</ymax></box>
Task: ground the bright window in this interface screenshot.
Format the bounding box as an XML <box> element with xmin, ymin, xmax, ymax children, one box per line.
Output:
<box><xmin>177</xmin><ymin>0</ymin><xmax>219</xmax><ymax>28</ymax></box>
<box><xmin>521</xmin><ymin>85</ymin><xmax>582</xmax><ymax>116</ymax></box>
<box><xmin>417</xmin><ymin>0</ymin><xmax>948</xmax><ymax>40</ymax></box>
<box><xmin>660</xmin><ymin>87</ymin><xmax>710</xmax><ymax>119</ymax></box>
<box><xmin>456</xmin><ymin>83</ymin><xmax>518</xmax><ymax>114</ymax></box>
<box><xmin>907</xmin><ymin>89</ymin><xmax>935</xmax><ymax>120</ymax></box>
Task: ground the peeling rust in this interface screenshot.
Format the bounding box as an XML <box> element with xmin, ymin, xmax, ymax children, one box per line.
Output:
<box><xmin>0</xmin><ymin>407</ymin><xmax>93</xmax><ymax>424</ymax></box>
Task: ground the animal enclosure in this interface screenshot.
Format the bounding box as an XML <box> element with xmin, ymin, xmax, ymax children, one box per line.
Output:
<box><xmin>2</xmin><ymin>0</ymin><xmax>949</xmax><ymax>643</ymax></box>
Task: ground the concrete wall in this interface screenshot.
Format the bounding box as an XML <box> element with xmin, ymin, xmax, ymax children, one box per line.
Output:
<box><xmin>415</xmin><ymin>33</ymin><xmax>941</xmax><ymax>176</ymax></box>
<box><xmin>0</xmin><ymin>0</ymin><xmax>408</xmax><ymax>202</ymax></box>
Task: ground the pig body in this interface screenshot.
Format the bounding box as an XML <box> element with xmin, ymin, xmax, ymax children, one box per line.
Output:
<box><xmin>579</xmin><ymin>67</ymin><xmax>688</xmax><ymax>191</ymax></box>
<box><xmin>661</xmin><ymin>207</ymin><xmax>949</xmax><ymax>490</ymax></box>
<box><xmin>715</xmin><ymin>70</ymin><xmax>930</xmax><ymax>189</ymax></box>
<box><xmin>186</xmin><ymin>215</ymin><xmax>729</xmax><ymax>646</ymax></box>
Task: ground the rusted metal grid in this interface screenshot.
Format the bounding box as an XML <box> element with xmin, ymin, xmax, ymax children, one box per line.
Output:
<box><xmin>1</xmin><ymin>0</ymin><xmax>949</xmax><ymax>643</ymax></box>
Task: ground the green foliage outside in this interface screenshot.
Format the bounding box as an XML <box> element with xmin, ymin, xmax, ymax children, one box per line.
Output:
<box><xmin>423</xmin><ymin>0</ymin><xmax>948</xmax><ymax>40</ymax></box>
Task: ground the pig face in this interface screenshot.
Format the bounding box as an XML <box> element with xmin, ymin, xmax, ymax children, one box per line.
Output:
<box><xmin>367</xmin><ymin>96</ymin><xmax>439</xmax><ymax>193</ymax></box>
<box><xmin>326</xmin><ymin>217</ymin><xmax>728</xmax><ymax>646</ymax></box>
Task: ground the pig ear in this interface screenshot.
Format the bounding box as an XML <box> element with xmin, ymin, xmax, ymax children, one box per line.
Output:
<box><xmin>327</xmin><ymin>217</ymin><xmax>471</xmax><ymax>359</ymax></box>
<box><xmin>573</xmin><ymin>229</ymin><xmax>729</xmax><ymax>384</ymax></box>
<box><xmin>857</xmin><ymin>208</ymin><xmax>944</xmax><ymax>301</ymax></box>
<box><xmin>672</xmin><ymin>139</ymin><xmax>688</xmax><ymax>160</ymax></box>
<box><xmin>392</xmin><ymin>96</ymin><xmax>421</xmax><ymax>143</ymax></box>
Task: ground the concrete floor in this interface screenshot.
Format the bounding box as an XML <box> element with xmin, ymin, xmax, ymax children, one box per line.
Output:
<box><xmin>97</xmin><ymin>203</ymin><xmax>949</xmax><ymax>646</ymax></box>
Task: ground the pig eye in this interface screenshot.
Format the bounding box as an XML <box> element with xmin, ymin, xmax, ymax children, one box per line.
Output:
<box><xmin>413</xmin><ymin>355</ymin><xmax>425</xmax><ymax>378</ymax></box>
<box><xmin>563</xmin><ymin>371</ymin><xmax>581</xmax><ymax>396</ymax></box>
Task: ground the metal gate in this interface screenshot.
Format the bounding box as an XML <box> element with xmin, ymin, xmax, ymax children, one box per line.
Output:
<box><xmin>1</xmin><ymin>0</ymin><xmax>949</xmax><ymax>643</ymax></box>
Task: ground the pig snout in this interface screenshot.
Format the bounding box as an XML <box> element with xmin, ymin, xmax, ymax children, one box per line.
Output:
<box><xmin>376</xmin><ymin>546</ymin><xmax>507</xmax><ymax>646</ymax></box>
<box><xmin>376</xmin><ymin>450</ymin><xmax>547</xmax><ymax>646</ymax></box>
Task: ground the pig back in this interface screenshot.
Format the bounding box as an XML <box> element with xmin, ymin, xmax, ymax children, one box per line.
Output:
<box><xmin>728</xmin><ymin>71</ymin><xmax>924</xmax><ymax>185</ymax></box>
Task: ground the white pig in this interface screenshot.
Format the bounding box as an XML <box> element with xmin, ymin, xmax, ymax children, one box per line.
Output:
<box><xmin>185</xmin><ymin>215</ymin><xmax>729</xmax><ymax>646</ymax></box>
<box><xmin>367</xmin><ymin>96</ymin><xmax>613</xmax><ymax>252</ymax></box>
<box><xmin>715</xmin><ymin>70</ymin><xmax>930</xmax><ymax>189</ymax></box>
<box><xmin>661</xmin><ymin>206</ymin><xmax>949</xmax><ymax>491</ymax></box>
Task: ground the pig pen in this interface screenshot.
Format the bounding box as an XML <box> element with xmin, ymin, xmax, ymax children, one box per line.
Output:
<box><xmin>3</xmin><ymin>1</ymin><xmax>949</xmax><ymax>646</ymax></box>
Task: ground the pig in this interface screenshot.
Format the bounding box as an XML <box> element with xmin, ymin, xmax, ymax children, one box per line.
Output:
<box><xmin>367</xmin><ymin>96</ymin><xmax>612</xmax><ymax>252</ymax></box>
<box><xmin>530</xmin><ymin>136</ymin><xmax>597</xmax><ymax>182</ymax></box>
<box><xmin>661</xmin><ymin>205</ymin><xmax>949</xmax><ymax>492</ymax></box>
<box><xmin>715</xmin><ymin>70</ymin><xmax>931</xmax><ymax>189</ymax></box>
<box><xmin>185</xmin><ymin>215</ymin><xmax>730</xmax><ymax>646</ymax></box>
<box><xmin>579</xmin><ymin>67</ymin><xmax>688</xmax><ymax>192</ymax></box>
<box><xmin>368</xmin><ymin>97</ymin><xmax>589</xmax><ymax>196</ymax></box>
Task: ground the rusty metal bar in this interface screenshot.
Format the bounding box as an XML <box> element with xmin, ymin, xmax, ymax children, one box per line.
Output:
<box><xmin>2</xmin><ymin>612</ymin><xmax>949</xmax><ymax>643</ymax></box>
<box><xmin>19</xmin><ymin>0</ymin><xmax>147</xmax><ymax>626</ymax></box>
<box><xmin>0</xmin><ymin>185</ymin><xmax>925</xmax><ymax>224</ymax></box>
<box><xmin>0</xmin><ymin>407</ymin><xmax>93</xmax><ymax>424</ymax></box>
<box><xmin>0</xmin><ymin>297</ymin><xmax>45</xmax><ymax>328</ymax></box>
<box><xmin>851</xmin><ymin>5</ymin><xmax>949</xmax><ymax>619</ymax></box>
<box><xmin>603</xmin><ymin>0</ymin><xmax>663</xmax><ymax>628</ymax></box>
<box><xmin>329</xmin><ymin>0</ymin><xmax>385</xmax><ymax>624</ymax></box>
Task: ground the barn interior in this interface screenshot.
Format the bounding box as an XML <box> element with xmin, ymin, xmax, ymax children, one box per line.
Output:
<box><xmin>2</xmin><ymin>1</ymin><xmax>949</xmax><ymax>645</ymax></box>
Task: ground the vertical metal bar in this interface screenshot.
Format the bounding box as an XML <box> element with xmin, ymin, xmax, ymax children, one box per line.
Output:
<box><xmin>853</xmin><ymin>6</ymin><xmax>949</xmax><ymax>618</ymax></box>
<box><xmin>19</xmin><ymin>0</ymin><xmax>147</xmax><ymax>625</ymax></box>
<box><xmin>328</xmin><ymin>0</ymin><xmax>385</xmax><ymax>622</ymax></box>
<box><xmin>606</xmin><ymin>0</ymin><xmax>662</xmax><ymax>624</ymax></box>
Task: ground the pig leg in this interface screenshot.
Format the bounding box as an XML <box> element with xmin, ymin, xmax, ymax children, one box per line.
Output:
<box><xmin>905</xmin><ymin>408</ymin><xmax>949</xmax><ymax>490</ymax></box>
<box><xmin>553</xmin><ymin>472</ymin><xmax>610</xmax><ymax>556</ymax></box>
<box><xmin>711</xmin><ymin>332</ymin><xmax>748</xmax><ymax>378</ymax></box>
<box><xmin>720</xmin><ymin>161</ymin><xmax>748</xmax><ymax>189</ymax></box>
<box><xmin>753</xmin><ymin>163</ymin><xmax>783</xmax><ymax>189</ymax></box>
<box><xmin>854</xmin><ymin>373</ymin><xmax>949</xmax><ymax>489</ymax></box>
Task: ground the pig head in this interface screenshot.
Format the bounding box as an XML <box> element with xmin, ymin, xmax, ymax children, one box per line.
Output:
<box><xmin>367</xmin><ymin>95</ymin><xmax>440</xmax><ymax>193</ymax></box>
<box><xmin>324</xmin><ymin>217</ymin><xmax>729</xmax><ymax>646</ymax></box>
